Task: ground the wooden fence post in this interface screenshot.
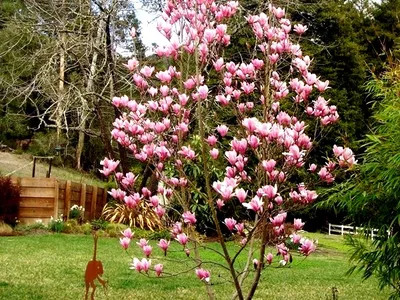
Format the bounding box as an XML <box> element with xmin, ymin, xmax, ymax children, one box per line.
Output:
<box><xmin>54</xmin><ymin>180</ymin><xmax>59</xmax><ymax>219</ymax></box>
<box><xmin>341</xmin><ymin>225</ymin><xmax>344</xmax><ymax>235</ymax></box>
<box><xmin>64</xmin><ymin>180</ymin><xmax>72</xmax><ymax>220</ymax></box>
<box><xmin>80</xmin><ymin>183</ymin><xmax>86</xmax><ymax>210</ymax></box>
<box><xmin>328</xmin><ymin>223</ymin><xmax>331</xmax><ymax>235</ymax></box>
<box><xmin>91</xmin><ymin>186</ymin><xmax>98</xmax><ymax>220</ymax></box>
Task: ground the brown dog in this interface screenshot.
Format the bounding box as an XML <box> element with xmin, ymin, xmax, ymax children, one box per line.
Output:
<box><xmin>84</xmin><ymin>233</ymin><xmax>107</xmax><ymax>300</ymax></box>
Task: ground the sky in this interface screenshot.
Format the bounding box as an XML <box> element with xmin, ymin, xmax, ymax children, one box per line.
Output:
<box><xmin>134</xmin><ymin>2</ymin><xmax>168</xmax><ymax>55</ymax></box>
<box><xmin>131</xmin><ymin>0</ymin><xmax>383</xmax><ymax>55</ymax></box>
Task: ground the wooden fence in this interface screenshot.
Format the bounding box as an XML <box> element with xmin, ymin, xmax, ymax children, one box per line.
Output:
<box><xmin>11</xmin><ymin>177</ymin><xmax>108</xmax><ymax>224</ymax></box>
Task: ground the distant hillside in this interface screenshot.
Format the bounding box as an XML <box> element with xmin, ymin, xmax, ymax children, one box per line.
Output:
<box><xmin>0</xmin><ymin>152</ymin><xmax>105</xmax><ymax>187</ymax></box>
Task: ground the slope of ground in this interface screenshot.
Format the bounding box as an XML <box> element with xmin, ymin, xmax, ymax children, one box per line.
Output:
<box><xmin>0</xmin><ymin>152</ymin><xmax>105</xmax><ymax>187</ymax></box>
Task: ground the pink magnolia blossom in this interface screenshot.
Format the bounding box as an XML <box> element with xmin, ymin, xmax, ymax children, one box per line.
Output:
<box><xmin>235</xmin><ymin>223</ymin><xmax>245</xmax><ymax>236</ymax></box>
<box><xmin>120</xmin><ymin>237</ymin><xmax>131</xmax><ymax>250</ymax></box>
<box><xmin>156</xmin><ymin>70</ymin><xmax>172</xmax><ymax>83</ymax></box>
<box><xmin>130</xmin><ymin>258</ymin><xmax>151</xmax><ymax>273</ymax></box>
<box><xmin>293</xmin><ymin>24</ymin><xmax>308</xmax><ymax>35</ymax></box>
<box><xmin>124</xmin><ymin>58</ymin><xmax>139</xmax><ymax>71</ymax></box>
<box><xmin>175</xmin><ymin>233</ymin><xmax>188</xmax><ymax>246</ymax></box>
<box><xmin>121</xmin><ymin>172</ymin><xmax>138</xmax><ymax>187</ymax></box>
<box><xmin>198</xmin><ymin>85</ymin><xmax>209</xmax><ymax>100</ymax></box>
<box><xmin>338</xmin><ymin>147</ymin><xmax>357</xmax><ymax>168</ymax></box>
<box><xmin>154</xmin><ymin>264</ymin><xmax>163</xmax><ymax>277</ymax></box>
<box><xmin>131</xmin><ymin>258</ymin><xmax>142</xmax><ymax>272</ymax></box>
<box><xmin>224</xmin><ymin>218</ymin><xmax>237</xmax><ymax>231</ymax></box>
<box><xmin>140</xmin><ymin>66</ymin><xmax>155</xmax><ymax>78</ymax></box>
<box><xmin>266</xmin><ymin>253</ymin><xmax>273</xmax><ymax>265</ymax></box>
<box><xmin>124</xmin><ymin>195</ymin><xmax>138</xmax><ymax>209</ymax></box>
<box><xmin>183</xmin><ymin>78</ymin><xmax>196</xmax><ymax>90</ymax></box>
<box><xmin>212</xmin><ymin>177</ymin><xmax>238</xmax><ymax>200</ymax></box>
<box><xmin>149</xmin><ymin>196</ymin><xmax>160</xmax><ymax>207</ymax></box>
<box><xmin>178</xmin><ymin>146</ymin><xmax>197</xmax><ymax>160</ymax></box>
<box><xmin>136</xmin><ymin>238</ymin><xmax>149</xmax><ymax>248</ymax></box>
<box><xmin>270</xmin><ymin>212</ymin><xmax>287</xmax><ymax>227</ymax></box>
<box><xmin>141</xmin><ymin>258</ymin><xmax>151</xmax><ymax>272</ymax></box>
<box><xmin>171</xmin><ymin>222</ymin><xmax>183</xmax><ymax>237</ymax></box>
<box><xmin>109</xmin><ymin>188</ymin><xmax>126</xmax><ymax>201</ymax></box>
<box><xmin>234</xmin><ymin>188</ymin><xmax>247</xmax><ymax>203</ymax></box>
<box><xmin>143</xmin><ymin>245</ymin><xmax>153</xmax><ymax>258</ymax></box>
<box><xmin>243</xmin><ymin>196</ymin><xmax>263</xmax><ymax>213</ymax></box>
<box><xmin>290</xmin><ymin>233</ymin><xmax>302</xmax><ymax>244</ymax></box>
<box><xmin>293</xmin><ymin>219</ymin><xmax>305</xmax><ymax>230</ymax></box>
<box><xmin>210</xmin><ymin>148</ymin><xmax>219</xmax><ymax>160</ymax></box>
<box><xmin>183</xmin><ymin>211</ymin><xmax>197</xmax><ymax>225</ymax></box>
<box><xmin>276</xmin><ymin>243</ymin><xmax>289</xmax><ymax>256</ymax></box>
<box><xmin>262</xmin><ymin>159</ymin><xmax>276</xmax><ymax>173</ymax></box>
<box><xmin>158</xmin><ymin>239</ymin><xmax>170</xmax><ymax>255</ymax></box>
<box><xmin>213</xmin><ymin>58</ymin><xmax>225</xmax><ymax>71</ymax></box>
<box><xmin>205</xmin><ymin>135</ymin><xmax>218</xmax><ymax>146</ymax></box>
<box><xmin>185</xmin><ymin>248</ymin><xmax>191</xmax><ymax>257</ymax></box>
<box><xmin>247</xmin><ymin>135</ymin><xmax>260</xmax><ymax>149</ymax></box>
<box><xmin>100</xmin><ymin>158</ymin><xmax>120</xmax><ymax>176</ymax></box>
<box><xmin>231</xmin><ymin>138</ymin><xmax>248</xmax><ymax>154</ymax></box>
<box><xmin>299</xmin><ymin>239</ymin><xmax>316</xmax><ymax>256</ymax></box>
<box><xmin>216</xmin><ymin>94</ymin><xmax>231</xmax><ymax>106</ymax></box>
<box><xmin>155</xmin><ymin>205</ymin><xmax>166</xmax><ymax>218</ymax></box>
<box><xmin>216</xmin><ymin>199</ymin><xmax>225</xmax><ymax>210</ymax></box>
<box><xmin>195</xmin><ymin>268</ymin><xmax>210</xmax><ymax>283</ymax></box>
<box><xmin>315</xmin><ymin>80</ymin><xmax>330</xmax><ymax>92</ymax></box>
<box><xmin>121</xmin><ymin>228</ymin><xmax>134</xmax><ymax>239</ymax></box>
<box><xmin>308</xmin><ymin>163</ymin><xmax>317</xmax><ymax>172</ymax></box>
<box><xmin>318</xmin><ymin>167</ymin><xmax>335</xmax><ymax>183</ymax></box>
<box><xmin>274</xmin><ymin>196</ymin><xmax>283</xmax><ymax>205</ymax></box>
<box><xmin>333</xmin><ymin>145</ymin><xmax>344</xmax><ymax>157</ymax></box>
<box><xmin>261</xmin><ymin>184</ymin><xmax>278</xmax><ymax>199</ymax></box>
<box><xmin>216</xmin><ymin>125</ymin><xmax>229</xmax><ymax>137</ymax></box>
<box><xmin>242</xmin><ymin>117</ymin><xmax>259</xmax><ymax>133</ymax></box>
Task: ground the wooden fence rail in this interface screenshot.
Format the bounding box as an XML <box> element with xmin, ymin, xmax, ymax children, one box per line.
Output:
<box><xmin>327</xmin><ymin>223</ymin><xmax>384</xmax><ymax>240</ymax></box>
<box><xmin>11</xmin><ymin>177</ymin><xmax>108</xmax><ymax>224</ymax></box>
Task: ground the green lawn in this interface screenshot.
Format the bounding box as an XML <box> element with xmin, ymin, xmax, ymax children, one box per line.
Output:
<box><xmin>0</xmin><ymin>232</ymin><xmax>390</xmax><ymax>299</ymax></box>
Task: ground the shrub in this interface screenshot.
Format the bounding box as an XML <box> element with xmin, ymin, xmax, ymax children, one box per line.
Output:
<box><xmin>69</xmin><ymin>204</ymin><xmax>85</xmax><ymax>224</ymax></box>
<box><xmin>105</xmin><ymin>222</ymin><xmax>127</xmax><ymax>237</ymax></box>
<box><xmin>81</xmin><ymin>222</ymin><xmax>93</xmax><ymax>235</ymax></box>
<box><xmin>0</xmin><ymin>221</ymin><xmax>13</xmax><ymax>236</ymax></box>
<box><xmin>48</xmin><ymin>215</ymin><xmax>64</xmax><ymax>233</ymax></box>
<box><xmin>62</xmin><ymin>219</ymin><xmax>84</xmax><ymax>234</ymax></box>
<box><xmin>102</xmin><ymin>201</ymin><xmax>163</xmax><ymax>231</ymax></box>
<box><xmin>90</xmin><ymin>218</ymin><xmax>109</xmax><ymax>231</ymax></box>
<box><xmin>0</xmin><ymin>176</ymin><xmax>20</xmax><ymax>226</ymax></box>
<box><xmin>14</xmin><ymin>221</ymin><xmax>48</xmax><ymax>234</ymax></box>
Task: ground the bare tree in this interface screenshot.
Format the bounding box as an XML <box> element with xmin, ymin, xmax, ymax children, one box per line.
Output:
<box><xmin>1</xmin><ymin>0</ymin><xmax>144</xmax><ymax>170</ymax></box>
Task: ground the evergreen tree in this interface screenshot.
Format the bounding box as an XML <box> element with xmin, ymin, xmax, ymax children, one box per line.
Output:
<box><xmin>322</xmin><ymin>63</ymin><xmax>400</xmax><ymax>299</ymax></box>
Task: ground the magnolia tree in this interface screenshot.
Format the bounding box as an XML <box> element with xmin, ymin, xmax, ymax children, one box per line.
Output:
<box><xmin>100</xmin><ymin>0</ymin><xmax>356</xmax><ymax>299</ymax></box>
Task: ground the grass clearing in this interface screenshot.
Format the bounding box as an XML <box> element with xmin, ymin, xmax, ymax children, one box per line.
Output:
<box><xmin>0</xmin><ymin>232</ymin><xmax>390</xmax><ymax>299</ymax></box>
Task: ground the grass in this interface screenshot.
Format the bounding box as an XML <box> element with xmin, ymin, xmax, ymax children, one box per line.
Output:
<box><xmin>0</xmin><ymin>232</ymin><xmax>390</xmax><ymax>300</ymax></box>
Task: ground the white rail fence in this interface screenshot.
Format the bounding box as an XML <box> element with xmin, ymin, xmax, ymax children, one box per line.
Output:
<box><xmin>327</xmin><ymin>223</ymin><xmax>386</xmax><ymax>240</ymax></box>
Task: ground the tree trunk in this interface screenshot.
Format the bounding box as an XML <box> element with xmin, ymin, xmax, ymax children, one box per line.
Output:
<box><xmin>75</xmin><ymin>16</ymin><xmax>105</xmax><ymax>169</ymax></box>
<box><xmin>104</xmin><ymin>9</ymin><xmax>129</xmax><ymax>174</ymax></box>
<box><xmin>56</xmin><ymin>16</ymin><xmax>65</xmax><ymax>146</ymax></box>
